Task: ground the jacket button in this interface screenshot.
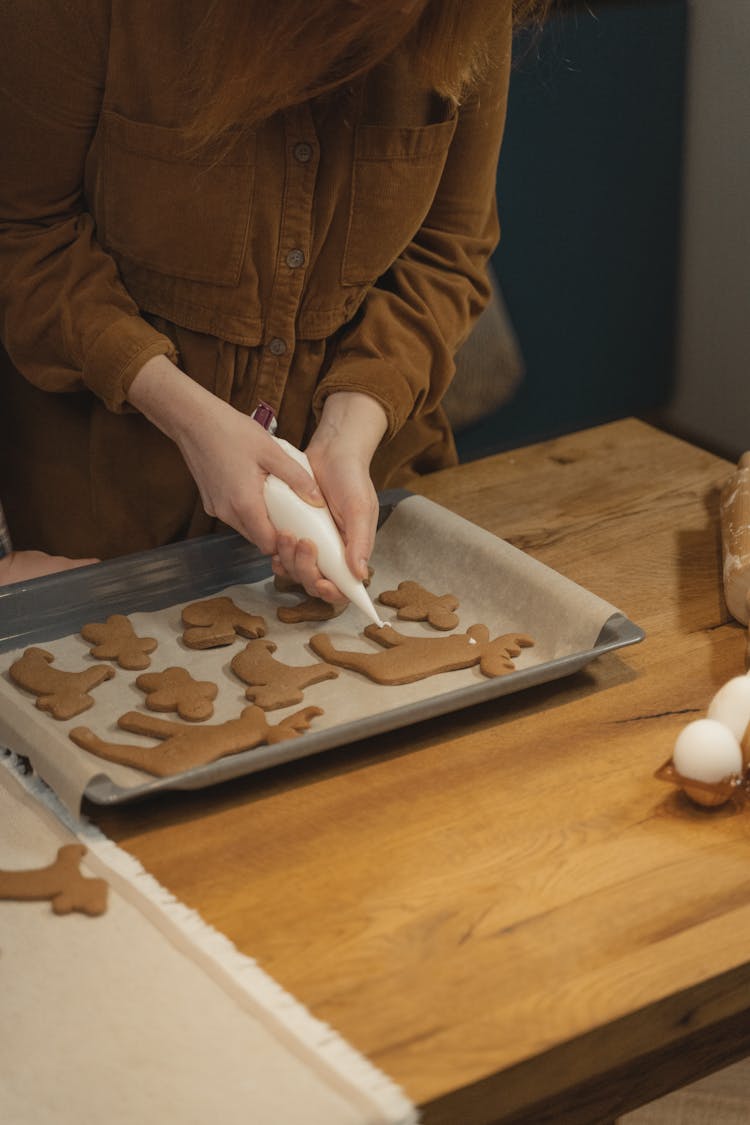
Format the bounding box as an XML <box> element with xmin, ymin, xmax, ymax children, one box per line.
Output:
<box><xmin>286</xmin><ymin>248</ymin><xmax>305</xmax><ymax>269</ymax></box>
<box><xmin>268</xmin><ymin>337</ymin><xmax>287</xmax><ymax>356</ymax></box>
<box><xmin>293</xmin><ymin>142</ymin><xmax>313</xmax><ymax>163</ymax></box>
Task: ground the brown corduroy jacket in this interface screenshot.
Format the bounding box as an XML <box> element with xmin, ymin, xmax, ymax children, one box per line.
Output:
<box><xmin>0</xmin><ymin>0</ymin><xmax>511</xmax><ymax>558</ymax></box>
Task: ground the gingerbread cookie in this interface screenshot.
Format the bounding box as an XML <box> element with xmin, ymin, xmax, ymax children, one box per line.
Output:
<box><xmin>230</xmin><ymin>639</ymin><xmax>337</xmax><ymax>709</ymax></box>
<box><xmin>9</xmin><ymin>646</ymin><xmax>115</xmax><ymax>720</ymax></box>
<box><xmin>378</xmin><ymin>580</ymin><xmax>459</xmax><ymax>630</ymax></box>
<box><xmin>0</xmin><ymin>844</ymin><xmax>108</xmax><ymax>916</ymax></box>
<box><xmin>273</xmin><ymin>568</ymin><xmax>373</xmax><ymax>625</ymax></box>
<box><xmin>81</xmin><ymin>614</ymin><xmax>157</xmax><ymax>671</ymax></box>
<box><xmin>70</xmin><ymin>704</ymin><xmax>322</xmax><ymax>778</ymax></box>
<box><xmin>309</xmin><ymin>624</ymin><xmax>534</xmax><ymax>685</ymax></box>
<box><xmin>136</xmin><ymin>666</ymin><xmax>218</xmax><ymax>721</ymax></box>
<box><xmin>181</xmin><ymin>597</ymin><xmax>267</xmax><ymax>648</ymax></box>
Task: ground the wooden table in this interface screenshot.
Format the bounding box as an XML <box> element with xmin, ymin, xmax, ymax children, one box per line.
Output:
<box><xmin>91</xmin><ymin>418</ymin><xmax>750</xmax><ymax>1125</ymax></box>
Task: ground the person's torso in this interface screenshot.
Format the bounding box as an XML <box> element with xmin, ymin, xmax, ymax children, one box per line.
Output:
<box><xmin>84</xmin><ymin>3</ymin><xmax>459</xmax><ymax>353</ymax></box>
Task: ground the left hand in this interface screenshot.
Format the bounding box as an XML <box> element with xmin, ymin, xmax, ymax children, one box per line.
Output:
<box><xmin>0</xmin><ymin>550</ymin><xmax>98</xmax><ymax>586</ymax></box>
<box><xmin>272</xmin><ymin>392</ymin><xmax>388</xmax><ymax>602</ymax></box>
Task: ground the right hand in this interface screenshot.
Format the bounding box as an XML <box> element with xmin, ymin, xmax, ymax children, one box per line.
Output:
<box><xmin>128</xmin><ymin>356</ymin><xmax>324</xmax><ymax>554</ymax></box>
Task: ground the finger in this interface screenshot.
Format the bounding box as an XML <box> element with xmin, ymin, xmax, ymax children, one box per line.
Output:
<box><xmin>271</xmin><ymin>555</ymin><xmax>288</xmax><ymax>578</ymax></box>
<box><xmin>275</xmin><ymin>531</ymin><xmax>299</xmax><ymax>578</ymax></box>
<box><xmin>293</xmin><ymin>538</ymin><xmax>325</xmax><ymax>598</ymax></box>
<box><xmin>230</xmin><ymin>493</ymin><xmax>279</xmax><ymax>555</ymax></box>
<box><xmin>339</xmin><ymin>496</ymin><xmax>378</xmax><ymax>580</ymax></box>
<box><xmin>316</xmin><ymin>577</ymin><xmax>347</xmax><ymax>604</ymax></box>
<box><xmin>264</xmin><ymin>444</ymin><xmax>325</xmax><ymax>507</ymax></box>
<box><xmin>294</xmin><ymin>540</ymin><xmax>346</xmax><ymax>603</ymax></box>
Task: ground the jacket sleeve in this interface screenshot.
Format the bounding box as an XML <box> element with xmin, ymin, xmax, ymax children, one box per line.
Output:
<box><xmin>0</xmin><ymin>0</ymin><xmax>176</xmax><ymax>411</ymax></box>
<box><xmin>313</xmin><ymin>19</ymin><xmax>512</xmax><ymax>441</ymax></box>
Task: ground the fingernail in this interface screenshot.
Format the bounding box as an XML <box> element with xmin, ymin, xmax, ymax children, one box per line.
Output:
<box><xmin>359</xmin><ymin>558</ymin><xmax>369</xmax><ymax>579</ymax></box>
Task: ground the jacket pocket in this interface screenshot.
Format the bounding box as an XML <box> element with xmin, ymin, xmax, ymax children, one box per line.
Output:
<box><xmin>100</xmin><ymin>111</ymin><xmax>255</xmax><ymax>287</ymax></box>
<box><xmin>341</xmin><ymin>114</ymin><xmax>457</xmax><ymax>287</ymax></box>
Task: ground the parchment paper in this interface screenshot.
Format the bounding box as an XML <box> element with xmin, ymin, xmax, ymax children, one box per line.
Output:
<box><xmin>0</xmin><ymin>496</ymin><xmax>619</xmax><ymax>814</ymax></box>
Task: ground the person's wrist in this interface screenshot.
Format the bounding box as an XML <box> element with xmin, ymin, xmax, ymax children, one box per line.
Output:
<box><xmin>128</xmin><ymin>355</ymin><xmax>215</xmax><ymax>446</ymax></box>
<box><xmin>315</xmin><ymin>392</ymin><xmax>388</xmax><ymax>459</ymax></box>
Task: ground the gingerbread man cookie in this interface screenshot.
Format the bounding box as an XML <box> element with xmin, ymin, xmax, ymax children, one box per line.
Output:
<box><xmin>70</xmin><ymin>705</ymin><xmax>322</xmax><ymax>777</ymax></box>
<box><xmin>81</xmin><ymin>614</ymin><xmax>157</xmax><ymax>671</ymax></box>
<box><xmin>309</xmin><ymin>624</ymin><xmax>534</xmax><ymax>685</ymax></box>
<box><xmin>0</xmin><ymin>844</ymin><xmax>108</xmax><ymax>916</ymax></box>
<box><xmin>9</xmin><ymin>646</ymin><xmax>115</xmax><ymax>720</ymax></box>
<box><xmin>377</xmin><ymin>581</ymin><xmax>460</xmax><ymax>630</ymax></box>
<box><xmin>231</xmin><ymin>639</ymin><xmax>338</xmax><ymax>709</ymax></box>
<box><xmin>181</xmin><ymin>597</ymin><xmax>267</xmax><ymax>648</ymax></box>
<box><xmin>136</xmin><ymin>666</ymin><xmax>218</xmax><ymax>721</ymax></box>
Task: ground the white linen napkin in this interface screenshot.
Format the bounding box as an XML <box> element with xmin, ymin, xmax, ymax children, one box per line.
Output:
<box><xmin>0</xmin><ymin>754</ymin><xmax>416</xmax><ymax>1125</ymax></box>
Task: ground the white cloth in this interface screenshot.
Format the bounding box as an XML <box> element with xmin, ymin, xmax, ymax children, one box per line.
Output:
<box><xmin>0</xmin><ymin>755</ymin><xmax>416</xmax><ymax>1125</ymax></box>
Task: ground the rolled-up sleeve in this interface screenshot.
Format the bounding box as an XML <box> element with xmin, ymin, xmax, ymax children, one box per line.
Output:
<box><xmin>0</xmin><ymin>0</ymin><xmax>176</xmax><ymax>411</ymax></box>
<box><xmin>313</xmin><ymin>17</ymin><xmax>512</xmax><ymax>441</ymax></box>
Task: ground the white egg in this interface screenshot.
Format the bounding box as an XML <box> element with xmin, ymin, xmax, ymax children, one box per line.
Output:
<box><xmin>707</xmin><ymin>675</ymin><xmax>750</xmax><ymax>744</ymax></box>
<box><xmin>673</xmin><ymin>718</ymin><xmax>743</xmax><ymax>784</ymax></box>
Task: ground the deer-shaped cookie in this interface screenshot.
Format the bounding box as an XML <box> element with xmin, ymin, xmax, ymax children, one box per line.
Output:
<box><xmin>309</xmin><ymin>624</ymin><xmax>534</xmax><ymax>684</ymax></box>
<box><xmin>231</xmin><ymin>639</ymin><xmax>338</xmax><ymax>709</ymax></box>
<box><xmin>0</xmin><ymin>844</ymin><xmax>108</xmax><ymax>916</ymax></box>
<box><xmin>9</xmin><ymin>646</ymin><xmax>115</xmax><ymax>719</ymax></box>
<box><xmin>70</xmin><ymin>704</ymin><xmax>322</xmax><ymax>777</ymax></box>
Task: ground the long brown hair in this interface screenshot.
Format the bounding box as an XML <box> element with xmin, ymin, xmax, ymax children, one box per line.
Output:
<box><xmin>184</xmin><ymin>0</ymin><xmax>549</xmax><ymax>144</ymax></box>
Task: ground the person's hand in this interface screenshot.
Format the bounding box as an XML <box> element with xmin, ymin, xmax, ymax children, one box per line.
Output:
<box><xmin>273</xmin><ymin>391</ymin><xmax>387</xmax><ymax>602</ymax></box>
<box><xmin>0</xmin><ymin>550</ymin><xmax>98</xmax><ymax>586</ymax></box>
<box><xmin>129</xmin><ymin>360</ymin><xmax>387</xmax><ymax>604</ymax></box>
<box><xmin>128</xmin><ymin>355</ymin><xmax>324</xmax><ymax>555</ymax></box>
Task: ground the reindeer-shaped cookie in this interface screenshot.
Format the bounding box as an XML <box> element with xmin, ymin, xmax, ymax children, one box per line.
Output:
<box><xmin>9</xmin><ymin>646</ymin><xmax>115</xmax><ymax>719</ymax></box>
<box><xmin>231</xmin><ymin>639</ymin><xmax>337</xmax><ymax>709</ymax></box>
<box><xmin>0</xmin><ymin>844</ymin><xmax>108</xmax><ymax>916</ymax></box>
<box><xmin>309</xmin><ymin>624</ymin><xmax>534</xmax><ymax>685</ymax></box>
<box><xmin>70</xmin><ymin>705</ymin><xmax>322</xmax><ymax>777</ymax></box>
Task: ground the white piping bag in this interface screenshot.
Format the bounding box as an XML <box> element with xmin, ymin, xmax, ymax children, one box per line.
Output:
<box><xmin>253</xmin><ymin>404</ymin><xmax>384</xmax><ymax>627</ymax></box>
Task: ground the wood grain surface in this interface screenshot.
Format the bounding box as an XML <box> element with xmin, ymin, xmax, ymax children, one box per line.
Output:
<box><xmin>90</xmin><ymin>420</ymin><xmax>750</xmax><ymax>1124</ymax></box>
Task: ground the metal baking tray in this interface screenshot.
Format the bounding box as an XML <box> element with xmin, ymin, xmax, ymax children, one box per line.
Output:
<box><xmin>0</xmin><ymin>491</ymin><xmax>644</xmax><ymax>805</ymax></box>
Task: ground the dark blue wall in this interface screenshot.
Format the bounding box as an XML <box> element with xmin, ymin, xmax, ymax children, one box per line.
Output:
<box><xmin>456</xmin><ymin>1</ymin><xmax>687</xmax><ymax>461</ymax></box>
